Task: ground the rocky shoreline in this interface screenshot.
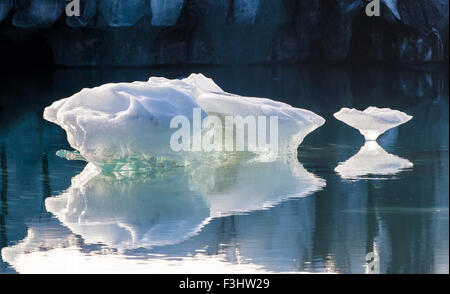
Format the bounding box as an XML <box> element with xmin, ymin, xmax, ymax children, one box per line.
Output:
<box><xmin>1</xmin><ymin>0</ymin><xmax>448</xmax><ymax>66</ymax></box>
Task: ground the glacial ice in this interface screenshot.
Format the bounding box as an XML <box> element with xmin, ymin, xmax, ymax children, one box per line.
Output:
<box><xmin>333</xmin><ymin>107</ymin><xmax>413</xmax><ymax>141</ymax></box>
<box><xmin>335</xmin><ymin>141</ymin><xmax>413</xmax><ymax>180</ymax></box>
<box><xmin>44</xmin><ymin>73</ymin><xmax>325</xmax><ymax>169</ymax></box>
<box><xmin>44</xmin><ymin>157</ymin><xmax>325</xmax><ymax>250</ymax></box>
<box><xmin>44</xmin><ymin>76</ymin><xmax>207</xmax><ymax>167</ymax></box>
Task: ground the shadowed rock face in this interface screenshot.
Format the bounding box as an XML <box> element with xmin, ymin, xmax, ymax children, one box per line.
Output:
<box><xmin>0</xmin><ymin>0</ymin><xmax>448</xmax><ymax>66</ymax></box>
<box><xmin>0</xmin><ymin>0</ymin><xmax>13</xmax><ymax>22</ymax></box>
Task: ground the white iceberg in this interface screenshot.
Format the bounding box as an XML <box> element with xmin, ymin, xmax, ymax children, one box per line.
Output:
<box><xmin>44</xmin><ymin>74</ymin><xmax>325</xmax><ymax>169</ymax></box>
<box><xmin>333</xmin><ymin>107</ymin><xmax>412</xmax><ymax>141</ymax></box>
<box><xmin>335</xmin><ymin>141</ymin><xmax>413</xmax><ymax>180</ymax></box>
<box><xmin>43</xmin><ymin>76</ymin><xmax>207</xmax><ymax>167</ymax></box>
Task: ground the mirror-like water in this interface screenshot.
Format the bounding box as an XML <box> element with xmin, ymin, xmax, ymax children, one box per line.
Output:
<box><xmin>0</xmin><ymin>65</ymin><xmax>448</xmax><ymax>274</ymax></box>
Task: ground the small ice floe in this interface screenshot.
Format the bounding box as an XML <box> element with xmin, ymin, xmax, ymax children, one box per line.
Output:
<box><xmin>333</xmin><ymin>107</ymin><xmax>413</xmax><ymax>141</ymax></box>
<box><xmin>335</xmin><ymin>141</ymin><xmax>413</xmax><ymax>180</ymax></box>
<box><xmin>56</xmin><ymin>150</ymin><xmax>86</xmax><ymax>161</ymax></box>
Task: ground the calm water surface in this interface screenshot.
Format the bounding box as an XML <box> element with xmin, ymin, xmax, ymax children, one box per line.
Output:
<box><xmin>0</xmin><ymin>65</ymin><xmax>448</xmax><ymax>274</ymax></box>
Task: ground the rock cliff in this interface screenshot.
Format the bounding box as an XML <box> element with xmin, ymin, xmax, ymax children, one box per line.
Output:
<box><xmin>0</xmin><ymin>0</ymin><xmax>448</xmax><ymax>66</ymax></box>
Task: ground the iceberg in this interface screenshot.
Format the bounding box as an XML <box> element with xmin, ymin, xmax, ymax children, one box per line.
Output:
<box><xmin>333</xmin><ymin>107</ymin><xmax>413</xmax><ymax>141</ymax></box>
<box><xmin>44</xmin><ymin>78</ymin><xmax>206</xmax><ymax>168</ymax></box>
<box><xmin>335</xmin><ymin>141</ymin><xmax>413</xmax><ymax>180</ymax></box>
<box><xmin>44</xmin><ymin>74</ymin><xmax>325</xmax><ymax>169</ymax></box>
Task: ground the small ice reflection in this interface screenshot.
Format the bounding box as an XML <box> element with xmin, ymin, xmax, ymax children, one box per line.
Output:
<box><xmin>335</xmin><ymin>141</ymin><xmax>413</xmax><ymax>180</ymax></box>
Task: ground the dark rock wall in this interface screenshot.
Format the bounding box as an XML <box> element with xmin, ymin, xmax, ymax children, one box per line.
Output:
<box><xmin>0</xmin><ymin>0</ymin><xmax>448</xmax><ymax>66</ymax></box>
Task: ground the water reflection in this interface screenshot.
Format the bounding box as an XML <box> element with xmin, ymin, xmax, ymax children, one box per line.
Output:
<box><xmin>335</xmin><ymin>141</ymin><xmax>413</xmax><ymax>180</ymax></box>
<box><xmin>1</xmin><ymin>219</ymin><xmax>275</xmax><ymax>273</ymax></box>
<box><xmin>45</xmin><ymin>163</ymin><xmax>211</xmax><ymax>249</ymax></box>
<box><xmin>0</xmin><ymin>65</ymin><xmax>447</xmax><ymax>273</ymax></box>
<box><xmin>0</xmin><ymin>147</ymin><xmax>7</xmax><ymax>250</ymax></box>
<box><xmin>2</xmin><ymin>156</ymin><xmax>324</xmax><ymax>272</ymax></box>
<box><xmin>193</xmin><ymin>155</ymin><xmax>325</xmax><ymax>216</ymax></box>
<box><xmin>48</xmin><ymin>156</ymin><xmax>324</xmax><ymax>249</ymax></box>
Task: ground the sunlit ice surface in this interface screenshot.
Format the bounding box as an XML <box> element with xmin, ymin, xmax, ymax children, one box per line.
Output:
<box><xmin>43</xmin><ymin>73</ymin><xmax>325</xmax><ymax>169</ymax></box>
<box><xmin>334</xmin><ymin>107</ymin><xmax>412</xmax><ymax>141</ymax></box>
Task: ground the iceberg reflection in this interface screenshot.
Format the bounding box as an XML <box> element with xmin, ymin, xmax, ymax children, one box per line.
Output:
<box><xmin>42</xmin><ymin>156</ymin><xmax>325</xmax><ymax>250</ymax></box>
<box><xmin>335</xmin><ymin>141</ymin><xmax>413</xmax><ymax>180</ymax></box>
<box><xmin>45</xmin><ymin>163</ymin><xmax>211</xmax><ymax>249</ymax></box>
<box><xmin>1</xmin><ymin>156</ymin><xmax>325</xmax><ymax>273</ymax></box>
<box><xmin>1</xmin><ymin>219</ymin><xmax>274</xmax><ymax>274</ymax></box>
<box><xmin>192</xmin><ymin>155</ymin><xmax>325</xmax><ymax>217</ymax></box>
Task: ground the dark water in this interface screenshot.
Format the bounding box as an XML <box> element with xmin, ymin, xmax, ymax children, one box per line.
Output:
<box><xmin>0</xmin><ymin>65</ymin><xmax>448</xmax><ymax>274</ymax></box>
